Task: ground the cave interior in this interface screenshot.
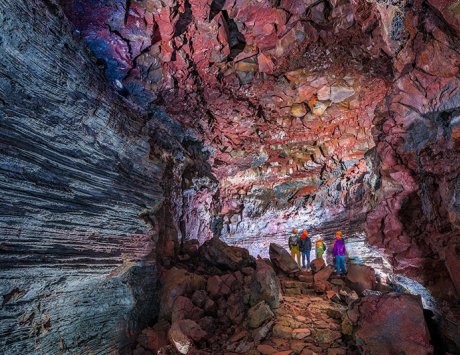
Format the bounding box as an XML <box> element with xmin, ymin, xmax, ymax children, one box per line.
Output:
<box><xmin>0</xmin><ymin>0</ymin><xmax>460</xmax><ymax>354</ymax></box>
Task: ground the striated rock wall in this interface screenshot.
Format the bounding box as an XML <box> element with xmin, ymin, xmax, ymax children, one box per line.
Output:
<box><xmin>0</xmin><ymin>1</ymin><xmax>217</xmax><ymax>353</ymax></box>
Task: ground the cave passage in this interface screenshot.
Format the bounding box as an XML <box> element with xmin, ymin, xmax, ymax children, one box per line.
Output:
<box><xmin>1</xmin><ymin>0</ymin><xmax>460</xmax><ymax>354</ymax></box>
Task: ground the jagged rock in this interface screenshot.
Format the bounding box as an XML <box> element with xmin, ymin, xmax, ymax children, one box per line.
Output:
<box><xmin>253</xmin><ymin>320</ymin><xmax>274</xmax><ymax>343</ymax></box>
<box><xmin>310</xmin><ymin>259</ymin><xmax>325</xmax><ymax>273</ymax></box>
<box><xmin>345</xmin><ymin>264</ymin><xmax>376</xmax><ymax>295</ymax></box>
<box><xmin>272</xmin><ymin>324</ymin><xmax>292</xmax><ymax>339</ymax></box>
<box><xmin>168</xmin><ymin>320</ymin><xmax>207</xmax><ymax>354</ymax></box>
<box><xmin>199</xmin><ymin>237</ymin><xmax>256</xmax><ymax>271</ymax></box>
<box><xmin>269</xmin><ymin>244</ymin><xmax>300</xmax><ymax>275</ymax></box>
<box><xmin>330</xmin><ymin>86</ymin><xmax>355</xmax><ymax>103</ymax></box>
<box><xmin>247</xmin><ymin>301</ymin><xmax>275</xmax><ymax>328</ymax></box>
<box><xmin>207</xmin><ymin>275</ymin><xmax>231</xmax><ymax>298</ymax></box>
<box><xmin>136</xmin><ymin>320</ymin><xmax>170</xmax><ymax>352</ymax></box>
<box><xmin>250</xmin><ymin>260</ymin><xmax>282</xmax><ymax>308</ymax></box>
<box><xmin>159</xmin><ymin>268</ymin><xmax>206</xmax><ymax>321</ymax></box>
<box><xmin>171</xmin><ymin>296</ymin><xmax>204</xmax><ymax>322</ymax></box>
<box><xmin>346</xmin><ymin>293</ymin><xmax>433</xmax><ymax>354</ymax></box>
<box><xmin>339</xmin><ymin>289</ymin><xmax>359</xmax><ymax>305</ymax></box>
<box><xmin>191</xmin><ymin>290</ymin><xmax>208</xmax><ymax>308</ymax></box>
<box><xmin>314</xmin><ymin>266</ymin><xmax>333</xmax><ymax>283</ymax></box>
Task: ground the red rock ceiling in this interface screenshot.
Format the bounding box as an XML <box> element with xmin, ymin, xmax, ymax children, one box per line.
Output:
<box><xmin>60</xmin><ymin>0</ymin><xmax>460</xmax><ymax>299</ymax></box>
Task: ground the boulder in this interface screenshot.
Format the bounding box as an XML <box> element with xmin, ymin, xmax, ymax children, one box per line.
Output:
<box><xmin>346</xmin><ymin>293</ymin><xmax>433</xmax><ymax>354</ymax></box>
<box><xmin>314</xmin><ymin>280</ymin><xmax>331</xmax><ymax>293</ymax></box>
<box><xmin>339</xmin><ymin>289</ymin><xmax>359</xmax><ymax>305</ymax></box>
<box><xmin>310</xmin><ymin>258</ymin><xmax>325</xmax><ymax>273</ymax></box>
<box><xmin>247</xmin><ymin>301</ymin><xmax>275</xmax><ymax>328</ymax></box>
<box><xmin>250</xmin><ymin>259</ymin><xmax>282</xmax><ymax>308</ymax></box>
<box><xmin>269</xmin><ymin>243</ymin><xmax>300</xmax><ymax>275</ymax></box>
<box><xmin>159</xmin><ymin>268</ymin><xmax>206</xmax><ymax>321</ymax></box>
<box><xmin>253</xmin><ymin>320</ymin><xmax>274</xmax><ymax>343</ymax></box>
<box><xmin>313</xmin><ymin>265</ymin><xmax>333</xmax><ymax>283</ymax></box>
<box><xmin>199</xmin><ymin>237</ymin><xmax>256</xmax><ymax>271</ymax></box>
<box><xmin>272</xmin><ymin>323</ymin><xmax>292</xmax><ymax>339</ymax></box>
<box><xmin>345</xmin><ymin>264</ymin><xmax>376</xmax><ymax>295</ymax></box>
<box><xmin>171</xmin><ymin>296</ymin><xmax>204</xmax><ymax>322</ymax></box>
<box><xmin>207</xmin><ymin>275</ymin><xmax>230</xmax><ymax>298</ymax></box>
<box><xmin>168</xmin><ymin>319</ymin><xmax>207</xmax><ymax>354</ymax></box>
<box><xmin>136</xmin><ymin>319</ymin><xmax>170</xmax><ymax>352</ymax></box>
<box><xmin>191</xmin><ymin>290</ymin><xmax>207</xmax><ymax>308</ymax></box>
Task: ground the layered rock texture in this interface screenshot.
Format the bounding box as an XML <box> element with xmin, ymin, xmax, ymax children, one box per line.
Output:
<box><xmin>0</xmin><ymin>0</ymin><xmax>216</xmax><ymax>353</ymax></box>
<box><xmin>57</xmin><ymin>0</ymin><xmax>460</xmax><ymax>296</ymax></box>
<box><xmin>1</xmin><ymin>0</ymin><xmax>460</xmax><ymax>353</ymax></box>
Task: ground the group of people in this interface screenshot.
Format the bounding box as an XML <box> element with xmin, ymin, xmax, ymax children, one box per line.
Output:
<box><xmin>288</xmin><ymin>229</ymin><xmax>347</xmax><ymax>275</ymax></box>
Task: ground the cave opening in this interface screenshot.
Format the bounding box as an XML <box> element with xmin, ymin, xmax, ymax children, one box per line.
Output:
<box><xmin>1</xmin><ymin>0</ymin><xmax>460</xmax><ymax>354</ymax></box>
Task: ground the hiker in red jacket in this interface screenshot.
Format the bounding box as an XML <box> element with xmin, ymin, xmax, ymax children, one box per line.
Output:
<box><xmin>332</xmin><ymin>231</ymin><xmax>347</xmax><ymax>275</ymax></box>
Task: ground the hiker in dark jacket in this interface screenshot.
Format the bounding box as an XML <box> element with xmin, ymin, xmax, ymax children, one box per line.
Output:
<box><xmin>299</xmin><ymin>230</ymin><xmax>312</xmax><ymax>270</ymax></box>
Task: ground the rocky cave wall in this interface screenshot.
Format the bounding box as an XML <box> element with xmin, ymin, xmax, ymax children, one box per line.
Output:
<box><xmin>58</xmin><ymin>0</ymin><xmax>460</xmax><ymax>299</ymax></box>
<box><xmin>1</xmin><ymin>0</ymin><xmax>460</xmax><ymax>352</ymax></box>
<box><xmin>0</xmin><ymin>1</ymin><xmax>217</xmax><ymax>353</ymax></box>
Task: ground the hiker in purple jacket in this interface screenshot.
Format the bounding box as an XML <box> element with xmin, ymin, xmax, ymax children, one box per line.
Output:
<box><xmin>332</xmin><ymin>231</ymin><xmax>347</xmax><ymax>275</ymax></box>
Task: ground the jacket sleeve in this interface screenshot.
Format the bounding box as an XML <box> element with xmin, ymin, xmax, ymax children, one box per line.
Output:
<box><xmin>332</xmin><ymin>243</ymin><xmax>337</xmax><ymax>257</ymax></box>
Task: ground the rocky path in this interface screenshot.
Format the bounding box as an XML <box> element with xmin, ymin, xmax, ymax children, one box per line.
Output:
<box><xmin>255</xmin><ymin>273</ymin><xmax>354</xmax><ymax>355</ymax></box>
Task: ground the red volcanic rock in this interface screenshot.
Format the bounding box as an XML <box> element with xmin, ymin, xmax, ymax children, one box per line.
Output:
<box><xmin>445</xmin><ymin>241</ymin><xmax>460</xmax><ymax>298</ymax></box>
<box><xmin>269</xmin><ymin>243</ymin><xmax>300</xmax><ymax>275</ymax></box>
<box><xmin>310</xmin><ymin>258</ymin><xmax>325</xmax><ymax>273</ymax></box>
<box><xmin>137</xmin><ymin>320</ymin><xmax>170</xmax><ymax>352</ymax></box>
<box><xmin>345</xmin><ymin>264</ymin><xmax>376</xmax><ymax>295</ymax></box>
<box><xmin>171</xmin><ymin>296</ymin><xmax>204</xmax><ymax>322</ymax></box>
<box><xmin>168</xmin><ymin>319</ymin><xmax>207</xmax><ymax>354</ymax></box>
<box><xmin>199</xmin><ymin>237</ymin><xmax>256</xmax><ymax>271</ymax></box>
<box><xmin>313</xmin><ymin>266</ymin><xmax>333</xmax><ymax>283</ymax></box>
<box><xmin>250</xmin><ymin>259</ymin><xmax>282</xmax><ymax>308</ymax></box>
<box><xmin>346</xmin><ymin>294</ymin><xmax>433</xmax><ymax>354</ymax></box>
<box><xmin>427</xmin><ymin>0</ymin><xmax>460</xmax><ymax>34</ymax></box>
<box><xmin>159</xmin><ymin>268</ymin><xmax>206</xmax><ymax>321</ymax></box>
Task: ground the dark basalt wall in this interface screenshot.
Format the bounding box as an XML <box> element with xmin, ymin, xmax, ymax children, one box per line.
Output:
<box><xmin>0</xmin><ymin>1</ymin><xmax>200</xmax><ymax>353</ymax></box>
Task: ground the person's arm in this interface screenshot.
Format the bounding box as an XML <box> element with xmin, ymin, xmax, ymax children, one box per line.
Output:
<box><xmin>288</xmin><ymin>236</ymin><xmax>291</xmax><ymax>249</ymax></box>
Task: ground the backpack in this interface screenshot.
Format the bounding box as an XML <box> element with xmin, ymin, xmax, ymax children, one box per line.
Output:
<box><xmin>290</xmin><ymin>235</ymin><xmax>298</xmax><ymax>246</ymax></box>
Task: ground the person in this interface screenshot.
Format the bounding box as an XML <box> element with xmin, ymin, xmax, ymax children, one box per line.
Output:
<box><xmin>315</xmin><ymin>238</ymin><xmax>326</xmax><ymax>259</ymax></box>
<box><xmin>288</xmin><ymin>229</ymin><xmax>301</xmax><ymax>266</ymax></box>
<box><xmin>299</xmin><ymin>230</ymin><xmax>312</xmax><ymax>270</ymax></box>
<box><xmin>333</xmin><ymin>231</ymin><xmax>347</xmax><ymax>275</ymax></box>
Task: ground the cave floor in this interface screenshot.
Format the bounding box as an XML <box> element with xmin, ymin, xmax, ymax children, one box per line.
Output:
<box><xmin>255</xmin><ymin>272</ymin><xmax>354</xmax><ymax>355</ymax></box>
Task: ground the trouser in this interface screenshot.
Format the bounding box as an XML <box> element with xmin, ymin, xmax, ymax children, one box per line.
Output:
<box><xmin>301</xmin><ymin>250</ymin><xmax>311</xmax><ymax>269</ymax></box>
<box><xmin>290</xmin><ymin>249</ymin><xmax>300</xmax><ymax>266</ymax></box>
<box><xmin>336</xmin><ymin>255</ymin><xmax>346</xmax><ymax>274</ymax></box>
